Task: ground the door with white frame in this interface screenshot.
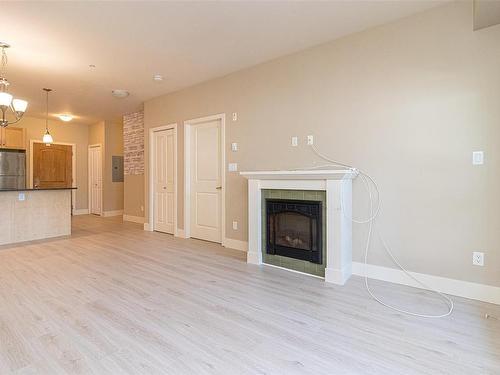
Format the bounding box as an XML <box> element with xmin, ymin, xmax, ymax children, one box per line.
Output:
<box><xmin>152</xmin><ymin>127</ymin><xmax>176</xmax><ymax>234</ymax></box>
<box><xmin>185</xmin><ymin>114</ymin><xmax>225</xmax><ymax>243</ymax></box>
<box><xmin>88</xmin><ymin>144</ymin><xmax>102</xmax><ymax>215</ymax></box>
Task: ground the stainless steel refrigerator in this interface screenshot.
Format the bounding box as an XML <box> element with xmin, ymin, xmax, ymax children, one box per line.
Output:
<box><xmin>0</xmin><ymin>149</ymin><xmax>26</xmax><ymax>190</ymax></box>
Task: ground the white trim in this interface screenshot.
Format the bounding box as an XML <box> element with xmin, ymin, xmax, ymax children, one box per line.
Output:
<box><xmin>29</xmin><ymin>140</ymin><xmax>77</xmax><ymax>214</ymax></box>
<box><xmin>243</xmin><ymin>176</ymin><xmax>353</xmax><ymax>285</ymax></box>
<box><xmin>144</xmin><ymin>223</ymin><xmax>152</xmax><ymax>231</ymax></box>
<box><xmin>175</xmin><ymin>229</ymin><xmax>186</xmax><ymax>238</ymax></box>
<box><xmin>263</xmin><ymin>263</ymin><xmax>324</xmax><ymax>280</ymax></box>
<box><xmin>223</xmin><ymin>238</ymin><xmax>248</xmax><ymax>252</ymax></box>
<box><xmin>240</xmin><ymin>169</ymin><xmax>357</xmax><ymax>180</ymax></box>
<box><xmin>184</xmin><ymin>113</ymin><xmax>226</xmax><ymax>244</ymax></box>
<box><xmin>102</xmin><ymin>210</ymin><xmax>123</xmax><ymax>217</ymax></box>
<box><xmin>148</xmin><ymin>123</ymin><xmax>178</xmax><ymax>235</ymax></box>
<box><xmin>123</xmin><ymin>214</ymin><xmax>145</xmax><ymax>224</ymax></box>
<box><xmin>352</xmin><ymin>262</ymin><xmax>500</xmax><ymax>305</ymax></box>
<box><xmin>73</xmin><ymin>208</ymin><xmax>89</xmax><ymax>216</ymax></box>
<box><xmin>88</xmin><ymin>144</ymin><xmax>103</xmax><ymax>216</ymax></box>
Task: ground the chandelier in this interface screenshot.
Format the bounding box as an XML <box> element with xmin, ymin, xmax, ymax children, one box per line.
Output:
<box><xmin>0</xmin><ymin>42</ymin><xmax>28</xmax><ymax>128</ymax></box>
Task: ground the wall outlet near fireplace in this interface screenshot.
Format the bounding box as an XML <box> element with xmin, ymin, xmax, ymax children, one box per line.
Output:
<box><xmin>307</xmin><ymin>135</ymin><xmax>314</xmax><ymax>145</ymax></box>
<box><xmin>291</xmin><ymin>136</ymin><xmax>298</xmax><ymax>147</ymax></box>
<box><xmin>472</xmin><ymin>251</ymin><xmax>484</xmax><ymax>266</ymax></box>
<box><xmin>232</xmin><ymin>221</ymin><xmax>238</xmax><ymax>230</ymax></box>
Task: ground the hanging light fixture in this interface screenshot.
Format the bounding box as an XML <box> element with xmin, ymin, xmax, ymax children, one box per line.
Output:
<box><xmin>0</xmin><ymin>42</ymin><xmax>28</xmax><ymax>127</ymax></box>
<box><xmin>42</xmin><ymin>88</ymin><xmax>53</xmax><ymax>145</ymax></box>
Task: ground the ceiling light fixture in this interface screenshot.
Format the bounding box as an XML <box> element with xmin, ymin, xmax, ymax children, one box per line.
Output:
<box><xmin>42</xmin><ymin>88</ymin><xmax>53</xmax><ymax>145</ymax></box>
<box><xmin>153</xmin><ymin>74</ymin><xmax>163</xmax><ymax>82</ymax></box>
<box><xmin>0</xmin><ymin>42</ymin><xmax>28</xmax><ymax>127</ymax></box>
<box><xmin>58</xmin><ymin>114</ymin><xmax>73</xmax><ymax>122</ymax></box>
<box><xmin>111</xmin><ymin>89</ymin><xmax>129</xmax><ymax>98</ymax></box>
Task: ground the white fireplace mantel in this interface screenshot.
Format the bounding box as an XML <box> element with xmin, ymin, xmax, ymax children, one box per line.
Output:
<box><xmin>240</xmin><ymin>169</ymin><xmax>357</xmax><ymax>285</ymax></box>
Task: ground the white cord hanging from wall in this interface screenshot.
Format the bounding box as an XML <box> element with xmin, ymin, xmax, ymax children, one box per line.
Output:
<box><xmin>308</xmin><ymin>144</ymin><xmax>454</xmax><ymax>318</ymax></box>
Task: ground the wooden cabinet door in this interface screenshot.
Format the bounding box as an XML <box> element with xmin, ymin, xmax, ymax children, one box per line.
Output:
<box><xmin>2</xmin><ymin>127</ymin><xmax>26</xmax><ymax>149</ymax></box>
<box><xmin>33</xmin><ymin>143</ymin><xmax>73</xmax><ymax>188</ymax></box>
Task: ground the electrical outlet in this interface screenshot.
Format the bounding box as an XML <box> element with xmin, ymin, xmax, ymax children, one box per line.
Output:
<box><xmin>228</xmin><ymin>163</ymin><xmax>238</xmax><ymax>172</ymax></box>
<box><xmin>18</xmin><ymin>192</ymin><xmax>25</xmax><ymax>201</ymax></box>
<box><xmin>307</xmin><ymin>135</ymin><xmax>314</xmax><ymax>145</ymax></box>
<box><xmin>232</xmin><ymin>112</ymin><xmax>238</xmax><ymax>121</ymax></box>
<box><xmin>140</xmin><ymin>205</ymin><xmax>144</xmax><ymax>212</ymax></box>
<box><xmin>472</xmin><ymin>151</ymin><xmax>484</xmax><ymax>165</ymax></box>
<box><xmin>231</xmin><ymin>142</ymin><xmax>238</xmax><ymax>152</ymax></box>
<box><xmin>232</xmin><ymin>221</ymin><xmax>238</xmax><ymax>230</ymax></box>
<box><xmin>472</xmin><ymin>251</ymin><xmax>484</xmax><ymax>266</ymax></box>
<box><xmin>291</xmin><ymin>136</ymin><xmax>298</xmax><ymax>147</ymax></box>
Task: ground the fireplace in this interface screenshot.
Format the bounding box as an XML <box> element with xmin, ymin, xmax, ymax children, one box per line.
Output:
<box><xmin>266</xmin><ymin>199</ymin><xmax>322</xmax><ymax>264</ymax></box>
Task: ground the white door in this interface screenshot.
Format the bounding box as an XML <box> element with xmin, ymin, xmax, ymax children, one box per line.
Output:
<box><xmin>153</xmin><ymin>129</ymin><xmax>175</xmax><ymax>234</ymax></box>
<box><xmin>190</xmin><ymin>119</ymin><xmax>222</xmax><ymax>243</ymax></box>
<box><xmin>89</xmin><ymin>146</ymin><xmax>102</xmax><ymax>215</ymax></box>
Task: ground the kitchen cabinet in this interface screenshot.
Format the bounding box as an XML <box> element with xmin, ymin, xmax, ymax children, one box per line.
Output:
<box><xmin>0</xmin><ymin>127</ymin><xmax>26</xmax><ymax>149</ymax></box>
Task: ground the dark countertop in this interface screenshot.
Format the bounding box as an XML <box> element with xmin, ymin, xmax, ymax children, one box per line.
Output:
<box><xmin>0</xmin><ymin>187</ymin><xmax>77</xmax><ymax>192</ymax></box>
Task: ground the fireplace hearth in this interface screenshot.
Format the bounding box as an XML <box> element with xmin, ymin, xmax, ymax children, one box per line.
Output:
<box><xmin>266</xmin><ymin>199</ymin><xmax>322</xmax><ymax>264</ymax></box>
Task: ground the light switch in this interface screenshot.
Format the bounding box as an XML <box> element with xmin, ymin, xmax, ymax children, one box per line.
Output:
<box><xmin>232</xmin><ymin>221</ymin><xmax>238</xmax><ymax>230</ymax></box>
<box><xmin>18</xmin><ymin>192</ymin><xmax>25</xmax><ymax>201</ymax></box>
<box><xmin>472</xmin><ymin>151</ymin><xmax>484</xmax><ymax>165</ymax></box>
<box><xmin>231</xmin><ymin>142</ymin><xmax>238</xmax><ymax>152</ymax></box>
<box><xmin>228</xmin><ymin>163</ymin><xmax>238</xmax><ymax>172</ymax></box>
<box><xmin>291</xmin><ymin>136</ymin><xmax>298</xmax><ymax>147</ymax></box>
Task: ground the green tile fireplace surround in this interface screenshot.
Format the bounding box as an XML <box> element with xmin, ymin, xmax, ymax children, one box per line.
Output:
<box><xmin>261</xmin><ymin>189</ymin><xmax>327</xmax><ymax>277</ymax></box>
<box><xmin>241</xmin><ymin>169</ymin><xmax>355</xmax><ymax>285</ymax></box>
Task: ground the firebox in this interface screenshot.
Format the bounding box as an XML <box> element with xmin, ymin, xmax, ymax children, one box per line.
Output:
<box><xmin>266</xmin><ymin>199</ymin><xmax>322</xmax><ymax>264</ymax></box>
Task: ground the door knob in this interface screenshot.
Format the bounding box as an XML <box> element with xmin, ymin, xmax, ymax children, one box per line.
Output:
<box><xmin>216</xmin><ymin>186</ymin><xmax>222</xmax><ymax>190</ymax></box>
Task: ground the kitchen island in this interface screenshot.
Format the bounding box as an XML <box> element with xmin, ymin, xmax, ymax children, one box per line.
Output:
<box><xmin>0</xmin><ymin>188</ymin><xmax>75</xmax><ymax>246</ymax></box>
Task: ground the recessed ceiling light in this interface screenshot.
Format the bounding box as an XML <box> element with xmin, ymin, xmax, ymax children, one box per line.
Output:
<box><xmin>58</xmin><ymin>114</ymin><xmax>73</xmax><ymax>122</ymax></box>
<box><xmin>111</xmin><ymin>89</ymin><xmax>129</xmax><ymax>98</ymax></box>
<box><xmin>153</xmin><ymin>74</ymin><xmax>163</xmax><ymax>82</ymax></box>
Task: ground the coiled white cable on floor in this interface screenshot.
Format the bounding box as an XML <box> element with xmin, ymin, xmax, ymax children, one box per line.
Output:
<box><xmin>309</xmin><ymin>144</ymin><xmax>454</xmax><ymax>318</ymax></box>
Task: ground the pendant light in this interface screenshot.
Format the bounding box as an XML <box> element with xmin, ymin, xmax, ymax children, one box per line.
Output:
<box><xmin>0</xmin><ymin>42</ymin><xmax>28</xmax><ymax>127</ymax></box>
<box><xmin>42</xmin><ymin>88</ymin><xmax>53</xmax><ymax>145</ymax></box>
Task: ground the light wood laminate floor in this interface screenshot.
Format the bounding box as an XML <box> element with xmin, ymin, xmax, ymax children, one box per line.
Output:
<box><xmin>0</xmin><ymin>215</ymin><xmax>499</xmax><ymax>374</ymax></box>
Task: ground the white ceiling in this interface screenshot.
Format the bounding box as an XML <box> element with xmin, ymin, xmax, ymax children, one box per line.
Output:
<box><xmin>0</xmin><ymin>1</ymin><xmax>447</xmax><ymax>125</ymax></box>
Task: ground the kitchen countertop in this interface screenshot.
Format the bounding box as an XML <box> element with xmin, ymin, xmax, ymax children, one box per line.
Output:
<box><xmin>0</xmin><ymin>187</ymin><xmax>77</xmax><ymax>192</ymax></box>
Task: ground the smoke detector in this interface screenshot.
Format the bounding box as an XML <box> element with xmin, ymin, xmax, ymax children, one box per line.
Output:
<box><xmin>111</xmin><ymin>89</ymin><xmax>129</xmax><ymax>98</ymax></box>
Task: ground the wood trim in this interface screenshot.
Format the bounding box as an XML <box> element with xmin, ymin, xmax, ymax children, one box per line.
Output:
<box><xmin>148</xmin><ymin>123</ymin><xmax>178</xmax><ymax>234</ymax></box>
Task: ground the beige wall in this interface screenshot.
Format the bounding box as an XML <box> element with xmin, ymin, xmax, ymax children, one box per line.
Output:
<box><xmin>103</xmin><ymin>120</ymin><xmax>124</xmax><ymax>212</ymax></box>
<box><xmin>17</xmin><ymin>116</ymin><xmax>89</xmax><ymax>210</ymax></box>
<box><xmin>142</xmin><ymin>2</ymin><xmax>500</xmax><ymax>286</ymax></box>
<box><xmin>124</xmin><ymin>174</ymin><xmax>144</xmax><ymax>217</ymax></box>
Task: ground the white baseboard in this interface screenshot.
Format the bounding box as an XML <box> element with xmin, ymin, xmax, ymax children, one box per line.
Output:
<box><xmin>123</xmin><ymin>214</ymin><xmax>145</xmax><ymax>224</ymax></box>
<box><xmin>352</xmin><ymin>262</ymin><xmax>500</xmax><ymax>305</ymax></box>
<box><xmin>102</xmin><ymin>210</ymin><xmax>124</xmax><ymax>217</ymax></box>
<box><xmin>73</xmin><ymin>208</ymin><xmax>89</xmax><ymax>216</ymax></box>
<box><xmin>325</xmin><ymin>265</ymin><xmax>352</xmax><ymax>286</ymax></box>
<box><xmin>143</xmin><ymin>223</ymin><xmax>152</xmax><ymax>231</ymax></box>
<box><xmin>175</xmin><ymin>229</ymin><xmax>186</xmax><ymax>238</ymax></box>
<box><xmin>223</xmin><ymin>238</ymin><xmax>248</xmax><ymax>252</ymax></box>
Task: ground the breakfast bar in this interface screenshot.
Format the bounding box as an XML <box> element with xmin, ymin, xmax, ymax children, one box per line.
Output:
<box><xmin>0</xmin><ymin>188</ymin><xmax>75</xmax><ymax>246</ymax></box>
